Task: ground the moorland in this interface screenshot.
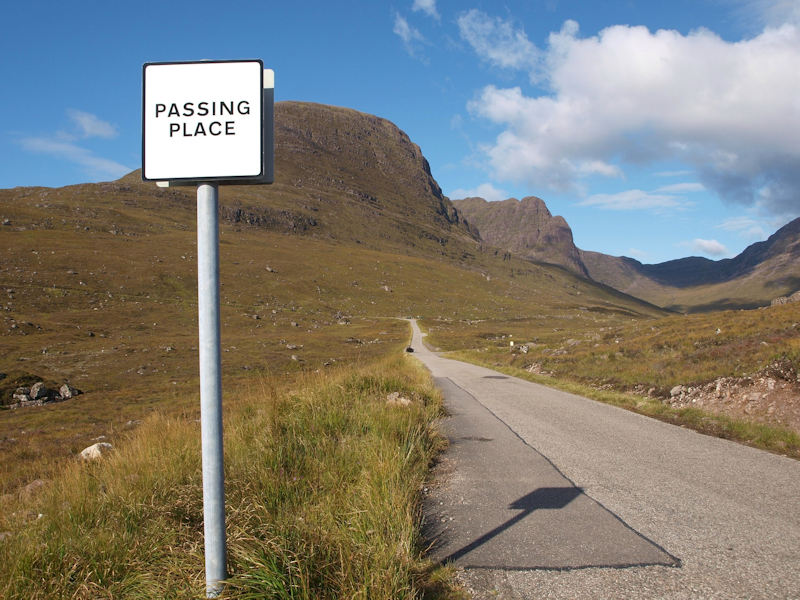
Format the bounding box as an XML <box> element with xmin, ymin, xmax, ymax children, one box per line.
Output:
<box><xmin>0</xmin><ymin>101</ymin><xmax>798</xmax><ymax>598</ymax></box>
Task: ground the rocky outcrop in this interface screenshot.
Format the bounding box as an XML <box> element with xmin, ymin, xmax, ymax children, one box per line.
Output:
<box><xmin>8</xmin><ymin>381</ymin><xmax>82</xmax><ymax>408</ymax></box>
<box><xmin>452</xmin><ymin>196</ymin><xmax>588</xmax><ymax>276</ymax></box>
<box><xmin>771</xmin><ymin>290</ymin><xmax>800</xmax><ymax>306</ymax></box>
<box><xmin>663</xmin><ymin>360</ymin><xmax>800</xmax><ymax>432</ymax></box>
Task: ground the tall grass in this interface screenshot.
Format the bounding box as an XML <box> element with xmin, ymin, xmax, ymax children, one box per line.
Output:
<box><xmin>0</xmin><ymin>356</ymin><xmax>453</xmax><ymax>599</ymax></box>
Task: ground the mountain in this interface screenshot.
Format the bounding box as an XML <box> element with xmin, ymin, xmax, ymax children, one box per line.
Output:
<box><xmin>453</xmin><ymin>196</ymin><xmax>800</xmax><ymax>312</ymax></box>
<box><xmin>121</xmin><ymin>101</ymin><xmax>479</xmax><ymax>258</ymax></box>
<box><xmin>452</xmin><ymin>197</ymin><xmax>588</xmax><ymax>276</ymax></box>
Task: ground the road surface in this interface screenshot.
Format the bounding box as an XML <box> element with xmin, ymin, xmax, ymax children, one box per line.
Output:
<box><xmin>408</xmin><ymin>320</ymin><xmax>800</xmax><ymax>599</ymax></box>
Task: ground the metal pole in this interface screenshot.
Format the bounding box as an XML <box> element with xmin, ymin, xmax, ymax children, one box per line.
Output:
<box><xmin>197</xmin><ymin>182</ymin><xmax>227</xmax><ymax>597</ymax></box>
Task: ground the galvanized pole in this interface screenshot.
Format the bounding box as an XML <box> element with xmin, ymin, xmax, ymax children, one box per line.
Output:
<box><xmin>197</xmin><ymin>182</ymin><xmax>227</xmax><ymax>598</ymax></box>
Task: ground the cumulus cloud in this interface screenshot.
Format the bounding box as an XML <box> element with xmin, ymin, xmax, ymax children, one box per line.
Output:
<box><xmin>393</xmin><ymin>13</ymin><xmax>426</xmax><ymax>57</ymax></box>
<box><xmin>466</xmin><ymin>18</ymin><xmax>800</xmax><ymax>217</ymax></box>
<box><xmin>655</xmin><ymin>182</ymin><xmax>706</xmax><ymax>193</ymax></box>
<box><xmin>717</xmin><ymin>216</ymin><xmax>769</xmax><ymax>239</ymax></box>
<box><xmin>688</xmin><ymin>238</ymin><xmax>730</xmax><ymax>256</ymax></box>
<box><xmin>412</xmin><ymin>0</ymin><xmax>439</xmax><ymax>20</ymax></box>
<box><xmin>449</xmin><ymin>182</ymin><xmax>508</xmax><ymax>201</ymax></box>
<box><xmin>655</xmin><ymin>169</ymin><xmax>693</xmax><ymax>177</ymax></box>
<box><xmin>457</xmin><ymin>9</ymin><xmax>540</xmax><ymax>73</ymax></box>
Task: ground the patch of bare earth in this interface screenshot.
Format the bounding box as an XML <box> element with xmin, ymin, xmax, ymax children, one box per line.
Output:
<box><xmin>662</xmin><ymin>360</ymin><xmax>800</xmax><ymax>433</ymax></box>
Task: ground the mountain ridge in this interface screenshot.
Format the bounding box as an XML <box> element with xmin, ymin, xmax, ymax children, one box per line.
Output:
<box><xmin>453</xmin><ymin>196</ymin><xmax>800</xmax><ymax>312</ymax></box>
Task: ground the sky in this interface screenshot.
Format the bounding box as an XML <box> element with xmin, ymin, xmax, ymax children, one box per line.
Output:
<box><xmin>2</xmin><ymin>0</ymin><xmax>799</xmax><ymax>264</ymax></box>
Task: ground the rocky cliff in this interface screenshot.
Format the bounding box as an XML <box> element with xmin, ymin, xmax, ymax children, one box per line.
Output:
<box><xmin>452</xmin><ymin>196</ymin><xmax>588</xmax><ymax>276</ymax></box>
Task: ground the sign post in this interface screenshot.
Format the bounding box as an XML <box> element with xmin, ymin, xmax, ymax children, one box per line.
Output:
<box><xmin>196</xmin><ymin>181</ymin><xmax>226</xmax><ymax>596</ymax></box>
<box><xmin>142</xmin><ymin>59</ymin><xmax>273</xmax><ymax>598</ymax></box>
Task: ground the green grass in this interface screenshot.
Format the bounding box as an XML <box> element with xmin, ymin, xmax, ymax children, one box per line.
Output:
<box><xmin>0</xmin><ymin>355</ymin><xmax>464</xmax><ymax>599</ymax></box>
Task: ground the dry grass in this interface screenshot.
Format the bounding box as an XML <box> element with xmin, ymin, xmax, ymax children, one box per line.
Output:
<box><xmin>430</xmin><ymin>303</ymin><xmax>800</xmax><ymax>392</ymax></box>
<box><xmin>431</xmin><ymin>303</ymin><xmax>800</xmax><ymax>457</ymax></box>
<box><xmin>0</xmin><ymin>355</ymin><xmax>463</xmax><ymax>599</ymax></box>
<box><xmin>0</xmin><ymin>179</ymin><xmax>661</xmax><ymax>498</ymax></box>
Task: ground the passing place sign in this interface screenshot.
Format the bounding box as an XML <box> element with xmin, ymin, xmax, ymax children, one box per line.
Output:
<box><xmin>142</xmin><ymin>60</ymin><xmax>264</xmax><ymax>182</ymax></box>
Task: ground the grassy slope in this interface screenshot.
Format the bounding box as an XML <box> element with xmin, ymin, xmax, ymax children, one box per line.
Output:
<box><xmin>1</xmin><ymin>355</ymin><xmax>464</xmax><ymax>599</ymax></box>
<box><xmin>0</xmin><ymin>177</ymin><xmax>660</xmax><ymax>499</ymax></box>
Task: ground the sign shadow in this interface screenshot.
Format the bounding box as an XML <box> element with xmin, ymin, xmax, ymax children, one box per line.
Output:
<box><xmin>442</xmin><ymin>487</ymin><xmax>582</xmax><ymax>564</ymax></box>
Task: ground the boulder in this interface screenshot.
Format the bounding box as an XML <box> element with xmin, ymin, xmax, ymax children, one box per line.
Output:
<box><xmin>12</xmin><ymin>387</ymin><xmax>31</xmax><ymax>403</ymax></box>
<box><xmin>670</xmin><ymin>385</ymin><xmax>685</xmax><ymax>397</ymax></box>
<box><xmin>79</xmin><ymin>442</ymin><xmax>113</xmax><ymax>461</ymax></box>
<box><xmin>20</xmin><ymin>479</ymin><xmax>48</xmax><ymax>499</ymax></box>
<box><xmin>29</xmin><ymin>382</ymin><xmax>50</xmax><ymax>401</ymax></box>
<box><xmin>59</xmin><ymin>384</ymin><xmax>81</xmax><ymax>399</ymax></box>
<box><xmin>386</xmin><ymin>391</ymin><xmax>412</xmax><ymax>407</ymax></box>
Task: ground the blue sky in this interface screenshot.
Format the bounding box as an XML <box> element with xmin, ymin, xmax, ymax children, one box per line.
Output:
<box><xmin>2</xmin><ymin>0</ymin><xmax>799</xmax><ymax>263</ymax></box>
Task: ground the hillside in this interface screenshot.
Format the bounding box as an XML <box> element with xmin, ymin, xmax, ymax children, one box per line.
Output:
<box><xmin>0</xmin><ymin>101</ymin><xmax>664</xmax><ymax>494</ymax></box>
<box><xmin>454</xmin><ymin>196</ymin><xmax>800</xmax><ymax>312</ymax></box>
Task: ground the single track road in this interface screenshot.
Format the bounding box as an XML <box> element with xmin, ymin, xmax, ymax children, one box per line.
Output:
<box><xmin>409</xmin><ymin>320</ymin><xmax>800</xmax><ymax>599</ymax></box>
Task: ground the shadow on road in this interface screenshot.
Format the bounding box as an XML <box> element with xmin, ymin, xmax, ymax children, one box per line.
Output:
<box><xmin>443</xmin><ymin>487</ymin><xmax>583</xmax><ymax>564</ymax></box>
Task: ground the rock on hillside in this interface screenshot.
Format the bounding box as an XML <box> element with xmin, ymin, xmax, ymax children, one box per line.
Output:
<box><xmin>452</xmin><ymin>197</ymin><xmax>588</xmax><ymax>276</ymax></box>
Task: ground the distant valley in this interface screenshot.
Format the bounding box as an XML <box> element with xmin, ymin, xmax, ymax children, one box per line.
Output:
<box><xmin>453</xmin><ymin>196</ymin><xmax>800</xmax><ymax>312</ymax></box>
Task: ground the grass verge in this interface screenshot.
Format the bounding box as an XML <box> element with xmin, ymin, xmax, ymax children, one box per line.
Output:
<box><xmin>447</xmin><ymin>350</ymin><xmax>800</xmax><ymax>460</ymax></box>
<box><xmin>0</xmin><ymin>355</ymin><xmax>463</xmax><ymax>599</ymax></box>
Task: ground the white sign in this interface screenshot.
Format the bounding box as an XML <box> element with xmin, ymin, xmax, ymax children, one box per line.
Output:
<box><xmin>142</xmin><ymin>60</ymin><xmax>264</xmax><ymax>182</ymax></box>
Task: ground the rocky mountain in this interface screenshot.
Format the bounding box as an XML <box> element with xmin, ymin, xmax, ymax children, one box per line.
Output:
<box><xmin>121</xmin><ymin>101</ymin><xmax>480</xmax><ymax>258</ymax></box>
<box><xmin>452</xmin><ymin>197</ymin><xmax>588</xmax><ymax>276</ymax></box>
<box><xmin>454</xmin><ymin>196</ymin><xmax>800</xmax><ymax>312</ymax></box>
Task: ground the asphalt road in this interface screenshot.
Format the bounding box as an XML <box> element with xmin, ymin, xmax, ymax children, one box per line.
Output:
<box><xmin>408</xmin><ymin>320</ymin><xmax>800</xmax><ymax>600</ymax></box>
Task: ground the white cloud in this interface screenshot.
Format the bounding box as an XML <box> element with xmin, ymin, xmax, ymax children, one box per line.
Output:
<box><xmin>393</xmin><ymin>13</ymin><xmax>425</xmax><ymax>57</ymax></box>
<box><xmin>579</xmin><ymin>189</ymin><xmax>690</xmax><ymax>211</ymax></box>
<box><xmin>717</xmin><ymin>216</ymin><xmax>768</xmax><ymax>239</ymax></box>
<box><xmin>626</xmin><ymin>248</ymin><xmax>649</xmax><ymax>261</ymax></box>
<box><xmin>577</xmin><ymin>160</ymin><xmax>623</xmax><ymax>178</ymax></box>
<box><xmin>457</xmin><ymin>9</ymin><xmax>540</xmax><ymax>73</ymax></box>
<box><xmin>449</xmin><ymin>182</ymin><xmax>508</xmax><ymax>201</ymax></box>
<box><xmin>655</xmin><ymin>182</ymin><xmax>706</xmax><ymax>193</ymax></box>
<box><xmin>20</xmin><ymin>136</ymin><xmax>130</xmax><ymax>179</ymax></box>
<box><xmin>67</xmin><ymin>109</ymin><xmax>118</xmax><ymax>139</ymax></box>
<box><xmin>467</xmin><ymin>18</ymin><xmax>800</xmax><ymax>217</ymax></box>
<box><xmin>655</xmin><ymin>169</ymin><xmax>692</xmax><ymax>177</ymax></box>
<box><xmin>688</xmin><ymin>238</ymin><xmax>729</xmax><ymax>256</ymax></box>
<box><xmin>730</xmin><ymin>0</ymin><xmax>800</xmax><ymax>28</ymax></box>
<box><xmin>18</xmin><ymin>108</ymin><xmax>129</xmax><ymax>180</ymax></box>
<box><xmin>412</xmin><ymin>0</ymin><xmax>439</xmax><ymax>20</ymax></box>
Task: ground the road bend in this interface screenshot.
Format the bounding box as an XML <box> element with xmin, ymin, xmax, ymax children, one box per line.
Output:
<box><xmin>408</xmin><ymin>320</ymin><xmax>800</xmax><ymax>599</ymax></box>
